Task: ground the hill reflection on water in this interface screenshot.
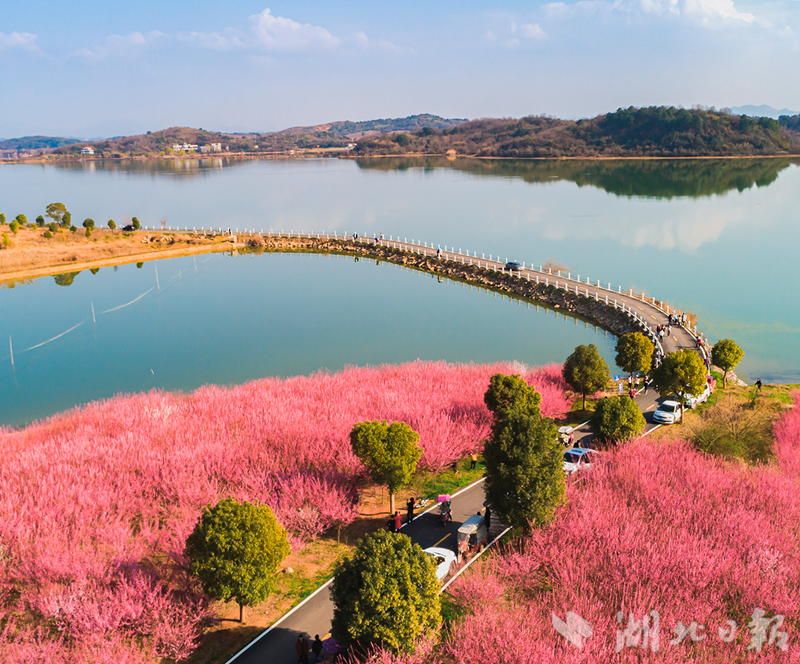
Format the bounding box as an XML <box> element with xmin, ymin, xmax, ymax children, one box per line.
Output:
<box><xmin>52</xmin><ymin>156</ymin><xmax>799</xmax><ymax>199</ymax></box>
<box><xmin>355</xmin><ymin>156</ymin><xmax>799</xmax><ymax>199</ymax></box>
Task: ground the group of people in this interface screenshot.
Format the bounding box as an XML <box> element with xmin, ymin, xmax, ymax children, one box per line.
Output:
<box><xmin>295</xmin><ymin>634</ymin><xmax>327</xmax><ymax>664</ymax></box>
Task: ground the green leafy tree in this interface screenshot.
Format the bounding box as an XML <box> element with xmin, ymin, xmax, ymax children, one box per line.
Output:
<box><xmin>14</xmin><ymin>214</ymin><xmax>27</xmax><ymax>226</ymax></box>
<box><xmin>615</xmin><ymin>332</ymin><xmax>654</xmax><ymax>379</ymax></box>
<box><xmin>43</xmin><ymin>230</ymin><xmax>53</xmax><ymax>239</ymax></box>
<box><xmin>132</xmin><ymin>216</ymin><xmax>141</xmax><ymax>230</ymax></box>
<box><xmin>651</xmin><ymin>350</ymin><xmax>707</xmax><ymax>422</ymax></box>
<box><xmin>69</xmin><ymin>225</ymin><xmax>77</xmax><ymax>233</ymax></box>
<box><xmin>45</xmin><ymin>203</ymin><xmax>67</xmax><ymax>226</ymax></box>
<box><xmin>590</xmin><ymin>396</ymin><xmax>645</xmax><ymax>444</ymax></box>
<box><xmin>562</xmin><ymin>344</ymin><xmax>610</xmax><ymax>409</ymax></box>
<box><xmin>85</xmin><ymin>228</ymin><xmax>92</xmax><ymax>238</ymax></box>
<box><xmin>35</xmin><ymin>215</ymin><xmax>45</xmax><ymax>227</ymax></box>
<box><xmin>331</xmin><ymin>531</ymin><xmax>440</xmax><ymax>652</ymax></box>
<box><xmin>711</xmin><ymin>339</ymin><xmax>744</xmax><ymax>388</ymax></box>
<box><xmin>62</xmin><ymin>211</ymin><xmax>72</xmax><ymax>228</ymax></box>
<box><xmin>185</xmin><ymin>498</ymin><xmax>289</xmax><ymax>623</ymax></box>
<box><xmin>107</xmin><ymin>219</ymin><xmax>117</xmax><ymax>230</ymax></box>
<box><xmin>9</xmin><ymin>220</ymin><xmax>19</xmax><ymax>235</ymax></box>
<box><xmin>483</xmin><ymin>374</ymin><xmax>565</xmax><ymax>531</ymax></box>
<box><xmin>82</xmin><ymin>218</ymin><xmax>95</xmax><ymax>230</ymax></box>
<box><xmin>0</xmin><ymin>213</ymin><xmax>5</xmax><ymax>226</ymax></box>
<box><xmin>47</xmin><ymin>222</ymin><xmax>58</xmax><ymax>233</ymax></box>
<box><xmin>350</xmin><ymin>421</ymin><xmax>422</xmax><ymax>513</ymax></box>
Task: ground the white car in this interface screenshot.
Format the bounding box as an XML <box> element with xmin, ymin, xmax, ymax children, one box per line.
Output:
<box><xmin>423</xmin><ymin>546</ymin><xmax>457</xmax><ymax>581</ymax></box>
<box><xmin>682</xmin><ymin>382</ymin><xmax>713</xmax><ymax>409</ymax></box>
<box><xmin>653</xmin><ymin>400</ymin><xmax>681</xmax><ymax>424</ymax></box>
<box><xmin>563</xmin><ymin>448</ymin><xmax>600</xmax><ymax>474</ymax></box>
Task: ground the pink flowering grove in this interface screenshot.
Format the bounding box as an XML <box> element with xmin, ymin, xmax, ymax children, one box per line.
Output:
<box><xmin>431</xmin><ymin>396</ymin><xmax>800</xmax><ymax>663</ymax></box>
<box><xmin>0</xmin><ymin>361</ymin><xmax>567</xmax><ymax>662</ymax></box>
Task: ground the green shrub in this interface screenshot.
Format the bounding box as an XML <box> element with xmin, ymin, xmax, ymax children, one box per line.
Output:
<box><xmin>590</xmin><ymin>395</ymin><xmax>646</xmax><ymax>444</ymax></box>
<box><xmin>43</xmin><ymin>230</ymin><xmax>53</xmax><ymax>239</ymax></box>
<box><xmin>331</xmin><ymin>531</ymin><xmax>440</xmax><ymax>652</ymax></box>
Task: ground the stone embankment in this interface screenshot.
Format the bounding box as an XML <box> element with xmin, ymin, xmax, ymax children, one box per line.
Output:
<box><xmin>255</xmin><ymin>235</ymin><xmax>648</xmax><ymax>340</ymax></box>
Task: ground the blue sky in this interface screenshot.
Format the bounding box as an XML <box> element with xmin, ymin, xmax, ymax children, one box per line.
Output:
<box><xmin>1</xmin><ymin>0</ymin><xmax>799</xmax><ymax>137</ymax></box>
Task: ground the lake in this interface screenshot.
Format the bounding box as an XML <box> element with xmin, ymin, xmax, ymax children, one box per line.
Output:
<box><xmin>1</xmin><ymin>156</ymin><xmax>798</xmax><ymax>426</ymax></box>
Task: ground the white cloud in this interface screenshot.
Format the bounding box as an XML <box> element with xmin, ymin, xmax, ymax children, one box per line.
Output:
<box><xmin>179</xmin><ymin>28</ymin><xmax>246</xmax><ymax>51</ymax></box>
<box><xmin>0</xmin><ymin>31</ymin><xmax>38</xmax><ymax>51</ymax></box>
<box><xmin>545</xmin><ymin>0</ymin><xmax>758</xmax><ymax>24</ymax></box>
<box><xmin>249</xmin><ymin>8</ymin><xmax>339</xmax><ymax>50</ymax></box>
<box><xmin>522</xmin><ymin>23</ymin><xmax>547</xmax><ymax>38</ymax></box>
<box><xmin>353</xmin><ymin>31</ymin><xmax>369</xmax><ymax>48</ymax></box>
<box><xmin>637</xmin><ymin>0</ymin><xmax>755</xmax><ymax>23</ymax></box>
<box><xmin>75</xmin><ymin>31</ymin><xmax>164</xmax><ymax>60</ymax></box>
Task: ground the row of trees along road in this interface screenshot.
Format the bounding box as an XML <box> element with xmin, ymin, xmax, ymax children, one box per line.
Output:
<box><xmin>179</xmin><ymin>332</ymin><xmax>744</xmax><ymax>648</ymax></box>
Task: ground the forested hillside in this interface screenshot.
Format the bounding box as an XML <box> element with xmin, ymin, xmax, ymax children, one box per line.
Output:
<box><xmin>51</xmin><ymin>115</ymin><xmax>467</xmax><ymax>158</ymax></box>
<box><xmin>355</xmin><ymin>107</ymin><xmax>800</xmax><ymax>158</ymax></box>
<box><xmin>280</xmin><ymin>113</ymin><xmax>466</xmax><ymax>138</ymax></box>
<box><xmin>0</xmin><ymin>136</ymin><xmax>81</xmax><ymax>150</ymax></box>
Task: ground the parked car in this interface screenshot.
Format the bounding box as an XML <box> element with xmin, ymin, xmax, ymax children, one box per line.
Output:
<box><xmin>653</xmin><ymin>400</ymin><xmax>682</xmax><ymax>424</ymax></box>
<box><xmin>680</xmin><ymin>382</ymin><xmax>713</xmax><ymax>409</ymax></box>
<box><xmin>422</xmin><ymin>546</ymin><xmax>457</xmax><ymax>581</ymax></box>
<box><xmin>505</xmin><ymin>261</ymin><xmax>522</xmax><ymax>271</ymax></box>
<box><xmin>121</xmin><ymin>224</ymin><xmax>135</xmax><ymax>231</ymax></box>
<box><xmin>563</xmin><ymin>448</ymin><xmax>599</xmax><ymax>474</ymax></box>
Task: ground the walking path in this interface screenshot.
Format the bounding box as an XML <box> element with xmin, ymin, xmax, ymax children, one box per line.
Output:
<box><xmin>230</xmin><ymin>479</ymin><xmax>496</xmax><ymax>664</ymax></box>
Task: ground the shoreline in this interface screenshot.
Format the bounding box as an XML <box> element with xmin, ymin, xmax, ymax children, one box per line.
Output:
<box><xmin>0</xmin><ymin>239</ymin><xmax>237</xmax><ymax>285</ymax></box>
<box><xmin>4</xmin><ymin>152</ymin><xmax>800</xmax><ymax>166</ymax></box>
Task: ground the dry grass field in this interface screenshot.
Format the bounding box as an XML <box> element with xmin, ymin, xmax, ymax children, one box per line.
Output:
<box><xmin>0</xmin><ymin>224</ymin><xmax>235</xmax><ymax>283</ymax></box>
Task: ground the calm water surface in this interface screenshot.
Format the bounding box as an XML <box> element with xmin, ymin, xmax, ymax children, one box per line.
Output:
<box><xmin>1</xmin><ymin>156</ymin><xmax>799</xmax><ymax>425</ymax></box>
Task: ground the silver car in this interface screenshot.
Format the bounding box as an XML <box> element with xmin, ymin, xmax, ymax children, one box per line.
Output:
<box><xmin>653</xmin><ymin>400</ymin><xmax>681</xmax><ymax>424</ymax></box>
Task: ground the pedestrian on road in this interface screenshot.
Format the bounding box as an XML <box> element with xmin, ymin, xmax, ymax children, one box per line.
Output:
<box><xmin>756</xmin><ymin>378</ymin><xmax>763</xmax><ymax>393</ymax></box>
<box><xmin>470</xmin><ymin>453</ymin><xmax>477</xmax><ymax>470</ymax></box>
<box><xmin>629</xmin><ymin>388</ymin><xmax>636</xmax><ymax>400</ymax></box>
<box><xmin>393</xmin><ymin>511</ymin><xmax>402</xmax><ymax>532</ymax></box>
<box><xmin>485</xmin><ymin>506</ymin><xmax>492</xmax><ymax>531</ymax></box>
<box><xmin>406</xmin><ymin>497</ymin><xmax>415</xmax><ymax>525</ymax></box>
<box><xmin>643</xmin><ymin>377</ymin><xmax>649</xmax><ymax>394</ymax></box>
<box><xmin>311</xmin><ymin>635</ymin><xmax>323</xmax><ymax>663</ymax></box>
<box><xmin>295</xmin><ymin>634</ymin><xmax>310</xmax><ymax>664</ymax></box>
<box><xmin>437</xmin><ymin>247</ymin><xmax>442</xmax><ymax>259</ymax></box>
<box><xmin>627</xmin><ymin>375</ymin><xmax>633</xmax><ymax>389</ymax></box>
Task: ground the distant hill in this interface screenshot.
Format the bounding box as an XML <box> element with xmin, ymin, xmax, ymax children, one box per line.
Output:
<box><xmin>729</xmin><ymin>105</ymin><xmax>798</xmax><ymax>119</ymax></box>
<box><xmin>50</xmin><ymin>115</ymin><xmax>469</xmax><ymax>158</ymax></box>
<box><xmin>355</xmin><ymin>106</ymin><xmax>800</xmax><ymax>158</ymax></box>
<box><xmin>280</xmin><ymin>114</ymin><xmax>467</xmax><ymax>138</ymax></box>
<box><xmin>0</xmin><ymin>136</ymin><xmax>83</xmax><ymax>150</ymax></box>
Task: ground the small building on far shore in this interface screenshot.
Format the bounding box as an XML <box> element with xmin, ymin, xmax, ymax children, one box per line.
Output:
<box><xmin>81</xmin><ymin>146</ymin><xmax>95</xmax><ymax>156</ymax></box>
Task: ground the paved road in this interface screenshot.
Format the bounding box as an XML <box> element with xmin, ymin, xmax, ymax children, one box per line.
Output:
<box><xmin>225</xmin><ymin>232</ymin><xmax>708</xmax><ymax>663</ymax></box>
<box><xmin>233</xmin><ymin>480</ymin><xmax>495</xmax><ymax>664</ymax></box>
